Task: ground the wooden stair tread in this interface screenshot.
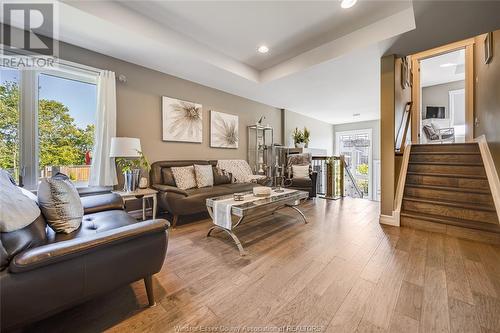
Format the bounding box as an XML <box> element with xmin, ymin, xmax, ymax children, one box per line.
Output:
<box><xmin>413</xmin><ymin>143</ymin><xmax>478</xmax><ymax>147</ymax></box>
<box><xmin>404</xmin><ymin>183</ymin><xmax>491</xmax><ymax>194</ymax></box>
<box><xmin>403</xmin><ymin>196</ymin><xmax>496</xmax><ymax>211</ymax></box>
<box><xmin>400</xmin><ymin>211</ymin><xmax>500</xmax><ymax>233</ymax></box>
<box><xmin>406</xmin><ymin>171</ymin><xmax>488</xmax><ymax>179</ymax></box>
<box><xmin>410</xmin><ymin>151</ymin><xmax>481</xmax><ymax>155</ymax></box>
<box><xmin>408</xmin><ymin>161</ymin><xmax>484</xmax><ymax>166</ymax></box>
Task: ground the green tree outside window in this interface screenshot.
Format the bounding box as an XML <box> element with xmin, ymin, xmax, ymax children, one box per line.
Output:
<box><xmin>0</xmin><ymin>80</ymin><xmax>95</xmax><ymax>180</ymax></box>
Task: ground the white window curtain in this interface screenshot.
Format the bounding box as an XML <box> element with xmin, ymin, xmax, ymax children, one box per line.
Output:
<box><xmin>89</xmin><ymin>70</ymin><xmax>118</xmax><ymax>186</ymax></box>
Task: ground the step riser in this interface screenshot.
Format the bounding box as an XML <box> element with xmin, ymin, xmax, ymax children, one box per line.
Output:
<box><xmin>409</xmin><ymin>154</ymin><xmax>483</xmax><ymax>164</ymax></box>
<box><xmin>401</xmin><ymin>216</ymin><xmax>500</xmax><ymax>243</ymax></box>
<box><xmin>402</xmin><ymin>200</ymin><xmax>498</xmax><ymax>224</ymax></box>
<box><xmin>406</xmin><ymin>174</ymin><xmax>489</xmax><ymax>189</ymax></box>
<box><xmin>408</xmin><ymin>164</ymin><xmax>486</xmax><ymax>176</ymax></box>
<box><xmin>411</xmin><ymin>144</ymin><xmax>480</xmax><ymax>153</ymax></box>
<box><xmin>404</xmin><ymin>187</ymin><xmax>494</xmax><ymax>206</ymax></box>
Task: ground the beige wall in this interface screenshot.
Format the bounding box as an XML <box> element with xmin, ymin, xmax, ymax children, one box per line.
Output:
<box><xmin>474</xmin><ymin>30</ymin><xmax>500</xmax><ymax>175</ymax></box>
<box><xmin>380</xmin><ymin>56</ymin><xmax>411</xmax><ymax>216</ymax></box>
<box><xmin>283</xmin><ymin>110</ymin><xmax>334</xmax><ymax>155</ymax></box>
<box><xmin>380</xmin><ymin>55</ymin><xmax>396</xmax><ymax>216</ymax></box>
<box><xmin>58</xmin><ymin>42</ymin><xmax>282</xmax><ymax>164</ymax></box>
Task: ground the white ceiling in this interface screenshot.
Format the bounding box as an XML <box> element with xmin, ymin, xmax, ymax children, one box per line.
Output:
<box><xmin>4</xmin><ymin>0</ymin><xmax>417</xmax><ymax>124</ymax></box>
<box><xmin>120</xmin><ymin>1</ymin><xmax>411</xmax><ymax>71</ymax></box>
<box><xmin>4</xmin><ymin>1</ymin><xmax>500</xmax><ymax>125</ymax></box>
<box><xmin>420</xmin><ymin>49</ymin><xmax>465</xmax><ymax>87</ymax></box>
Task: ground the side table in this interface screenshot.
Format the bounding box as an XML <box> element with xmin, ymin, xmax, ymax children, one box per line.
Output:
<box><xmin>112</xmin><ymin>188</ymin><xmax>158</xmax><ymax>220</ymax></box>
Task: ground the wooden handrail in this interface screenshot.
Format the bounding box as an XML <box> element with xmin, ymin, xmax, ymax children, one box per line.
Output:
<box><xmin>395</xmin><ymin>102</ymin><xmax>412</xmax><ymax>153</ymax></box>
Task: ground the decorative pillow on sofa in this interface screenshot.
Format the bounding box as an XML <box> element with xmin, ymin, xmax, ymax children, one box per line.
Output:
<box><xmin>37</xmin><ymin>173</ymin><xmax>84</xmax><ymax>234</ymax></box>
<box><xmin>216</xmin><ymin>160</ymin><xmax>253</xmax><ymax>183</ymax></box>
<box><xmin>213</xmin><ymin>167</ymin><xmax>231</xmax><ymax>185</ymax></box>
<box><xmin>292</xmin><ymin>165</ymin><xmax>310</xmax><ymax>179</ymax></box>
<box><xmin>171</xmin><ymin>166</ymin><xmax>197</xmax><ymax>190</ymax></box>
<box><xmin>0</xmin><ymin>170</ymin><xmax>41</xmax><ymax>233</ymax></box>
<box><xmin>194</xmin><ymin>164</ymin><xmax>214</xmax><ymax>188</ymax></box>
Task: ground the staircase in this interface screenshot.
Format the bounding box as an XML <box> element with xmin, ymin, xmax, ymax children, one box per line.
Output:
<box><xmin>400</xmin><ymin>143</ymin><xmax>500</xmax><ymax>234</ymax></box>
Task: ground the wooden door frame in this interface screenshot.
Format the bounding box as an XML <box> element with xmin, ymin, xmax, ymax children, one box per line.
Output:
<box><xmin>410</xmin><ymin>38</ymin><xmax>475</xmax><ymax>143</ymax></box>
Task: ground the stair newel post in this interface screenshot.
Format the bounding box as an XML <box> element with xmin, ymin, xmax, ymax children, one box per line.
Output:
<box><xmin>326</xmin><ymin>159</ymin><xmax>333</xmax><ymax>198</ymax></box>
<box><xmin>339</xmin><ymin>155</ymin><xmax>345</xmax><ymax>198</ymax></box>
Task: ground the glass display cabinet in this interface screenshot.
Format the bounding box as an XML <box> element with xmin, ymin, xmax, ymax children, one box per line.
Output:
<box><xmin>247</xmin><ymin>124</ymin><xmax>274</xmax><ymax>177</ymax></box>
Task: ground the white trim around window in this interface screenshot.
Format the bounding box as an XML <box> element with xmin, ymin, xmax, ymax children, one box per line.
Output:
<box><xmin>335</xmin><ymin>128</ymin><xmax>373</xmax><ymax>200</ymax></box>
<box><xmin>1</xmin><ymin>59</ymin><xmax>101</xmax><ymax>189</ymax></box>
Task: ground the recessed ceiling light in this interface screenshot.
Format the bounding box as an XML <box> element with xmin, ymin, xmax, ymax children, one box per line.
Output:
<box><xmin>258</xmin><ymin>45</ymin><xmax>269</xmax><ymax>54</ymax></box>
<box><xmin>440</xmin><ymin>63</ymin><xmax>456</xmax><ymax>68</ymax></box>
<box><xmin>341</xmin><ymin>0</ymin><xmax>357</xmax><ymax>9</ymax></box>
<box><xmin>353</xmin><ymin>113</ymin><xmax>361</xmax><ymax>117</ymax></box>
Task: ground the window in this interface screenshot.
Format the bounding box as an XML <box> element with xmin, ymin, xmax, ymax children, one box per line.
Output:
<box><xmin>336</xmin><ymin>129</ymin><xmax>372</xmax><ymax>199</ymax></box>
<box><xmin>0</xmin><ymin>67</ymin><xmax>21</xmax><ymax>183</ymax></box>
<box><xmin>38</xmin><ymin>74</ymin><xmax>97</xmax><ymax>187</ymax></box>
<box><xmin>0</xmin><ymin>63</ymin><xmax>98</xmax><ymax>189</ymax></box>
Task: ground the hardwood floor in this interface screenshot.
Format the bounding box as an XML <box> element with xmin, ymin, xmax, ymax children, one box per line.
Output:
<box><xmin>28</xmin><ymin>198</ymin><xmax>500</xmax><ymax>333</ymax></box>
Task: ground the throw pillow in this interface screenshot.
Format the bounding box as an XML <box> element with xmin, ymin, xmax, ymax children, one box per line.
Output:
<box><xmin>212</xmin><ymin>167</ymin><xmax>231</xmax><ymax>185</ymax></box>
<box><xmin>292</xmin><ymin>165</ymin><xmax>310</xmax><ymax>179</ymax></box>
<box><xmin>194</xmin><ymin>164</ymin><xmax>214</xmax><ymax>188</ymax></box>
<box><xmin>171</xmin><ymin>166</ymin><xmax>197</xmax><ymax>190</ymax></box>
<box><xmin>423</xmin><ymin>124</ymin><xmax>438</xmax><ymax>140</ymax></box>
<box><xmin>37</xmin><ymin>173</ymin><xmax>84</xmax><ymax>234</ymax></box>
<box><xmin>0</xmin><ymin>170</ymin><xmax>41</xmax><ymax>233</ymax></box>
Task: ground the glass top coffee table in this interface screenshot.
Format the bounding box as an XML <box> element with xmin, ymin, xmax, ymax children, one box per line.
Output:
<box><xmin>206</xmin><ymin>189</ymin><xmax>309</xmax><ymax>255</ymax></box>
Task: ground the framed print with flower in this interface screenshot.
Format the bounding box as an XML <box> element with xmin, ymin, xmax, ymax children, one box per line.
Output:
<box><xmin>162</xmin><ymin>96</ymin><xmax>202</xmax><ymax>143</ymax></box>
<box><xmin>210</xmin><ymin>110</ymin><xmax>239</xmax><ymax>149</ymax></box>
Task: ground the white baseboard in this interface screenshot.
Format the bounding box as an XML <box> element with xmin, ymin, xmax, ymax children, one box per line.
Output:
<box><xmin>379</xmin><ymin>211</ymin><xmax>400</xmax><ymax>226</ymax></box>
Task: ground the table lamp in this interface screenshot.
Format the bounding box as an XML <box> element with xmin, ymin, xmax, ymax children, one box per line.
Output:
<box><xmin>110</xmin><ymin>137</ymin><xmax>142</xmax><ymax>192</ymax></box>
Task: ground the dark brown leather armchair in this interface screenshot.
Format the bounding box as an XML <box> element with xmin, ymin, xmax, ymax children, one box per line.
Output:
<box><xmin>0</xmin><ymin>193</ymin><xmax>169</xmax><ymax>332</ymax></box>
<box><xmin>285</xmin><ymin>153</ymin><xmax>318</xmax><ymax>198</ymax></box>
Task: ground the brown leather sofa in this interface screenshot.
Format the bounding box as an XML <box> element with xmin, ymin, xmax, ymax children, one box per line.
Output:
<box><xmin>0</xmin><ymin>192</ymin><xmax>169</xmax><ymax>332</ymax></box>
<box><xmin>150</xmin><ymin>160</ymin><xmax>258</xmax><ymax>227</ymax></box>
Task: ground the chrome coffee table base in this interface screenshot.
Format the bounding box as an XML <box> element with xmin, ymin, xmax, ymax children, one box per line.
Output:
<box><xmin>206</xmin><ymin>199</ymin><xmax>308</xmax><ymax>256</ymax></box>
<box><xmin>206</xmin><ymin>217</ymin><xmax>247</xmax><ymax>256</ymax></box>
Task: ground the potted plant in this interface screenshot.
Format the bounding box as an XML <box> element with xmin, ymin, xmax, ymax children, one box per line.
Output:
<box><xmin>303</xmin><ymin>127</ymin><xmax>310</xmax><ymax>148</ymax></box>
<box><xmin>292</xmin><ymin>127</ymin><xmax>310</xmax><ymax>148</ymax></box>
<box><xmin>116</xmin><ymin>150</ymin><xmax>150</xmax><ymax>192</ymax></box>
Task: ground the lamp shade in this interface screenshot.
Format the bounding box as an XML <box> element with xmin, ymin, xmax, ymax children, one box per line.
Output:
<box><xmin>109</xmin><ymin>137</ymin><xmax>142</xmax><ymax>157</ymax></box>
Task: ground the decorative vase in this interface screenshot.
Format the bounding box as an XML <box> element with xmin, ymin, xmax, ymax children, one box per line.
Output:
<box><xmin>295</xmin><ymin>142</ymin><xmax>306</xmax><ymax>148</ymax></box>
<box><xmin>139</xmin><ymin>177</ymin><xmax>148</xmax><ymax>189</ymax></box>
<box><xmin>123</xmin><ymin>169</ymin><xmax>140</xmax><ymax>192</ymax></box>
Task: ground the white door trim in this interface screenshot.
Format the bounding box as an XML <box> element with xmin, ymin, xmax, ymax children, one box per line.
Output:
<box><xmin>449</xmin><ymin>88</ymin><xmax>465</xmax><ymax>127</ymax></box>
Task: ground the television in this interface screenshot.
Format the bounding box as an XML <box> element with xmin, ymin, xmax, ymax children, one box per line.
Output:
<box><xmin>425</xmin><ymin>106</ymin><xmax>445</xmax><ymax>119</ymax></box>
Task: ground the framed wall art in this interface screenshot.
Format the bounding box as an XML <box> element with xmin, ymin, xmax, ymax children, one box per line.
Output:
<box><xmin>210</xmin><ymin>110</ymin><xmax>239</xmax><ymax>149</ymax></box>
<box><xmin>162</xmin><ymin>96</ymin><xmax>202</xmax><ymax>143</ymax></box>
